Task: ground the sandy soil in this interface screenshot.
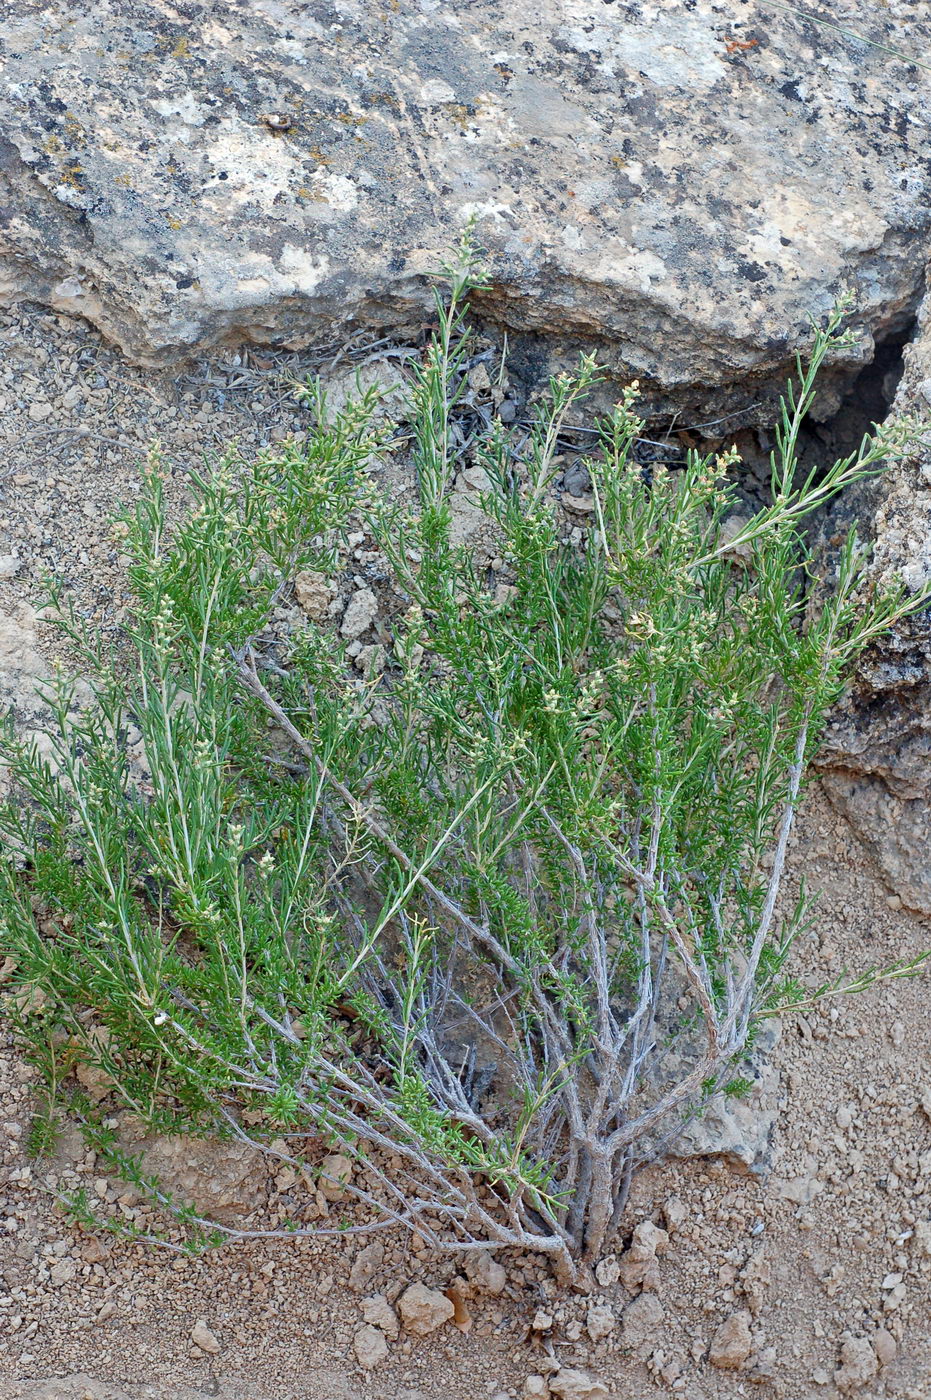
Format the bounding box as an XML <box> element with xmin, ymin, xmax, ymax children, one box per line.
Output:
<box><xmin>1</xmin><ymin>303</ymin><xmax>930</xmax><ymax>1400</ymax></box>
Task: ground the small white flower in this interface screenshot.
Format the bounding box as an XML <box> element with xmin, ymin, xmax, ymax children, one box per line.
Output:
<box><xmin>153</xmin><ymin>1011</ymin><xmax>168</xmax><ymax>1027</ymax></box>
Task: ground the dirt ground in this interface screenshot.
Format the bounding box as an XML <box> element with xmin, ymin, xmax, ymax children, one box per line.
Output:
<box><xmin>1</xmin><ymin>304</ymin><xmax>931</xmax><ymax>1400</ymax></box>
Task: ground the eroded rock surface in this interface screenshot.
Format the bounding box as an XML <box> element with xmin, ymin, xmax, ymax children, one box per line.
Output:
<box><xmin>396</xmin><ymin>1282</ymin><xmax>455</xmax><ymax>1336</ymax></box>
<box><xmin>0</xmin><ymin>1</ymin><xmax>928</xmax><ymax>417</ymax></box>
<box><xmin>116</xmin><ymin>1118</ymin><xmax>268</xmax><ymax>1224</ymax></box>
<box><xmin>817</xmin><ymin>292</ymin><xmax>931</xmax><ymax>911</ymax></box>
<box><xmin>670</xmin><ymin>1028</ymin><xmax>780</xmax><ymax>1172</ymax></box>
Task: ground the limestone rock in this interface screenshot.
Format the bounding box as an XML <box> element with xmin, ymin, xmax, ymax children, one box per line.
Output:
<box><xmin>618</xmin><ymin>1220</ymin><xmax>668</xmax><ymax>1293</ymax></box>
<box><xmin>549</xmin><ymin>1370</ymin><xmax>609</xmax><ymax>1400</ymax></box>
<box><xmin>774</xmin><ymin>1173</ymin><xmax>823</xmax><ymax>1207</ymax></box>
<box><xmin>669</xmin><ymin>1020</ymin><xmax>781</xmax><ymax>1171</ymax></box>
<box><xmin>49</xmin><ymin>1258</ymin><xmax>77</xmax><ymax>1287</ymax></box>
<box><xmin>834</xmin><ymin>1335</ymin><xmax>880</xmax><ymax>1392</ymax></box>
<box><xmin>820</xmin><ymin>767</ymin><xmax>931</xmax><ymax>914</ymax></box>
<box><xmin>349</xmin><ymin>1242</ymin><xmax>385</xmax><ymax>1293</ymax></box>
<box><xmin>447</xmin><ymin>492</ymin><xmax>491</xmax><ymax>549</ymax></box>
<box><xmin>319</xmin><ymin>1151</ymin><xmax>354</xmax><ymax>1201</ymax></box>
<box><xmin>361</xmin><ymin>1294</ymin><xmax>399</xmax><ymax>1341</ymax></box>
<box><xmin>340</xmin><ymin>588</ymin><xmax>378</xmax><ymax>640</ymax></box>
<box><xmin>817</xmin><ymin>297</ymin><xmax>931</xmax><ymax>912</ymax></box>
<box><xmin>620</xmin><ymin>1292</ymin><xmax>664</xmax><ymax>1351</ymax></box>
<box><xmin>397</xmin><ymin>1282</ymin><xmax>455</xmax><ymax>1336</ymax></box>
<box><xmin>353</xmin><ymin>1323</ymin><xmax>388</xmax><ymax>1370</ymax></box>
<box><xmin>128</xmin><ymin>1127</ymin><xmax>266</xmax><ymax>1224</ymax></box>
<box><xmin>354</xmin><ymin>642</ymin><xmax>386</xmax><ymax>679</ymax></box>
<box><xmin>662</xmin><ymin>1196</ymin><xmax>687</xmax><ymax>1233</ymax></box>
<box><xmin>322</xmin><ymin>361</ymin><xmax>407</xmax><ymax>424</ymax></box>
<box><xmin>463</xmin><ymin>1250</ymin><xmax>507</xmax><ymax>1295</ymax></box>
<box><xmin>739</xmin><ymin>1248</ymin><xmax>772</xmax><ymax>1316</ymax></box>
<box><xmin>0</xmin><ymin>0</ymin><xmax>926</xmax><ymax>434</ymax></box>
<box><xmin>708</xmin><ymin>1309</ymin><xmax>753</xmax><ymax>1370</ymax></box>
<box><xmin>294</xmin><ymin>570</ymin><xmax>331</xmax><ymax>622</ymax></box>
<box><xmin>585</xmin><ymin>1302</ymin><xmax>615</xmax><ymax>1342</ymax></box>
<box><xmin>190</xmin><ymin>1318</ymin><xmax>220</xmax><ymax>1355</ymax></box>
<box><xmin>873</xmin><ymin>1328</ymin><xmax>897</xmax><ymax>1368</ymax></box>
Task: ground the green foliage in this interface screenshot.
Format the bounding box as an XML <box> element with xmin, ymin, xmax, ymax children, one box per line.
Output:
<box><xmin>26</xmin><ymin>1098</ymin><xmax>62</xmax><ymax>1161</ymax></box>
<box><xmin>0</xmin><ymin>231</ymin><xmax>926</xmax><ymax>1277</ymax></box>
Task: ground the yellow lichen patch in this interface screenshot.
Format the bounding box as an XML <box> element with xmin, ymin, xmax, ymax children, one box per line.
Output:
<box><xmin>154</xmin><ymin>33</ymin><xmax>189</xmax><ymax>58</ymax></box>
<box><xmin>64</xmin><ymin>114</ymin><xmax>86</xmax><ymax>146</ymax></box>
<box><xmin>365</xmin><ymin>91</ymin><xmax>401</xmax><ymax>112</ymax></box>
<box><xmin>442</xmin><ymin>102</ymin><xmax>482</xmax><ymax>131</ymax></box>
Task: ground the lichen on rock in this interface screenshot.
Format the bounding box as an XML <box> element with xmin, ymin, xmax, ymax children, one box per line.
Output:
<box><xmin>0</xmin><ymin>0</ymin><xmax>926</xmax><ymax>428</ymax></box>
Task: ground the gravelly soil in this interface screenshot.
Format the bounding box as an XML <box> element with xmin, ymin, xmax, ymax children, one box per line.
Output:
<box><xmin>1</xmin><ymin>304</ymin><xmax>930</xmax><ymax>1400</ymax></box>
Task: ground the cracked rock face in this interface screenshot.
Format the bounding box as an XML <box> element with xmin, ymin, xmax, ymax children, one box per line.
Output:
<box><xmin>0</xmin><ymin>0</ymin><xmax>928</xmax><ymax>415</ymax></box>
<box><xmin>817</xmin><ymin>295</ymin><xmax>931</xmax><ymax>912</ymax></box>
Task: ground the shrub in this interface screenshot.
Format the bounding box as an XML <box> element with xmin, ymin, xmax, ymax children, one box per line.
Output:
<box><xmin>0</xmin><ymin>237</ymin><xmax>926</xmax><ymax>1282</ymax></box>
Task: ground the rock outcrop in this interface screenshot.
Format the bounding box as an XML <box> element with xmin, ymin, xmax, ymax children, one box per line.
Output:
<box><xmin>818</xmin><ymin>295</ymin><xmax>931</xmax><ymax>912</ymax></box>
<box><xmin>0</xmin><ymin>0</ymin><xmax>928</xmax><ymax>419</ymax></box>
